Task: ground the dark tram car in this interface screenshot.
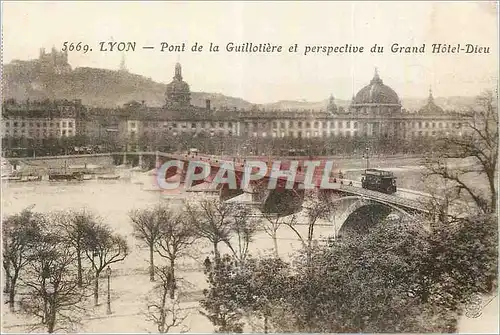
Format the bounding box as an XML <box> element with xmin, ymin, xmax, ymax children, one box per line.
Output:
<box><xmin>361</xmin><ymin>169</ymin><xmax>397</xmax><ymax>194</ymax></box>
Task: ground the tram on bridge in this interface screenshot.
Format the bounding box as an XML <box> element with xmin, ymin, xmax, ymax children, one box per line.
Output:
<box><xmin>361</xmin><ymin>169</ymin><xmax>397</xmax><ymax>194</ymax></box>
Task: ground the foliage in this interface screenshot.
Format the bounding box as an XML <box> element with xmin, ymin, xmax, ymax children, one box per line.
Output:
<box><xmin>19</xmin><ymin>221</ymin><xmax>90</xmax><ymax>333</ymax></box>
<box><xmin>201</xmin><ymin>212</ymin><xmax>497</xmax><ymax>333</ymax></box>
<box><xmin>2</xmin><ymin>208</ymin><xmax>45</xmax><ymax>311</ymax></box>
<box><xmin>426</xmin><ymin>90</ymin><xmax>498</xmax><ymax>213</ymax></box>
<box><xmin>82</xmin><ymin>222</ymin><xmax>129</xmax><ymax>305</ymax></box>
<box><xmin>129</xmin><ymin>206</ymin><xmax>166</xmax><ymax>281</ymax></box>
<box><xmin>146</xmin><ymin>265</ymin><xmax>189</xmax><ymax>333</ymax></box>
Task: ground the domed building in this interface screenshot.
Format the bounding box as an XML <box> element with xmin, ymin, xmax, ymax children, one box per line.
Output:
<box><xmin>350</xmin><ymin>69</ymin><xmax>402</xmax><ymax>115</ymax></box>
<box><xmin>165</xmin><ymin>63</ymin><xmax>191</xmax><ymax>107</ymax></box>
<box><xmin>347</xmin><ymin>69</ymin><xmax>403</xmax><ymax>137</ymax></box>
<box><xmin>418</xmin><ymin>89</ymin><xmax>444</xmax><ymax>114</ymax></box>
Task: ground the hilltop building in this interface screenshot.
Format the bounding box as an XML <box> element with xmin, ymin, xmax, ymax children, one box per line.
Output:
<box><xmin>38</xmin><ymin>47</ymin><xmax>72</xmax><ymax>75</ymax></box>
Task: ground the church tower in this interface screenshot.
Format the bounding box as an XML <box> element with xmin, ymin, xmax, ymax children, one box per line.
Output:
<box><xmin>165</xmin><ymin>63</ymin><xmax>191</xmax><ymax>107</ymax></box>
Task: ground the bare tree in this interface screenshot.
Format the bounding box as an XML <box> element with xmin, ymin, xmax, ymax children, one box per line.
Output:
<box><xmin>146</xmin><ymin>265</ymin><xmax>189</xmax><ymax>333</ymax></box>
<box><xmin>55</xmin><ymin>209</ymin><xmax>97</xmax><ymax>287</ymax></box>
<box><xmin>129</xmin><ymin>206</ymin><xmax>164</xmax><ymax>281</ymax></box>
<box><xmin>185</xmin><ymin>199</ymin><xmax>234</xmax><ymax>262</ymax></box>
<box><xmin>230</xmin><ymin>204</ymin><xmax>258</xmax><ymax>263</ymax></box>
<box><xmin>83</xmin><ymin>223</ymin><xmax>129</xmax><ymax>305</ymax></box>
<box><xmin>155</xmin><ymin>207</ymin><xmax>198</xmax><ymax>299</ymax></box>
<box><xmin>285</xmin><ymin>191</ymin><xmax>336</xmax><ymax>263</ymax></box>
<box><xmin>3</xmin><ymin>208</ymin><xmax>44</xmax><ymax>311</ymax></box>
<box><xmin>260</xmin><ymin>213</ymin><xmax>284</xmax><ymax>258</ymax></box>
<box><xmin>425</xmin><ymin>90</ymin><xmax>498</xmax><ymax>213</ymax></box>
<box><xmin>20</xmin><ymin>227</ymin><xmax>89</xmax><ymax>333</ymax></box>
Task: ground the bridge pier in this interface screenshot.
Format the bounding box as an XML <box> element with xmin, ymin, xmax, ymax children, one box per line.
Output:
<box><xmin>138</xmin><ymin>153</ymin><xmax>143</xmax><ymax>169</ymax></box>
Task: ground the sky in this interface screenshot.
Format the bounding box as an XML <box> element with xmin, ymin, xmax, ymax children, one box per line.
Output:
<box><xmin>2</xmin><ymin>1</ymin><xmax>498</xmax><ymax>104</ymax></box>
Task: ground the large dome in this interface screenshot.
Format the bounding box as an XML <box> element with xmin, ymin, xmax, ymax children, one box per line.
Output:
<box><xmin>353</xmin><ymin>70</ymin><xmax>400</xmax><ymax>105</ymax></box>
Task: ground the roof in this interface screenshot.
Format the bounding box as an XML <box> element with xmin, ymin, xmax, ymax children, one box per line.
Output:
<box><xmin>352</xmin><ymin>70</ymin><xmax>401</xmax><ymax>106</ymax></box>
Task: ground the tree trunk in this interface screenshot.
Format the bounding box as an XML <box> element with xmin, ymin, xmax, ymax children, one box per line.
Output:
<box><xmin>169</xmin><ymin>259</ymin><xmax>176</xmax><ymax>299</ymax></box>
<box><xmin>3</xmin><ymin>263</ymin><xmax>11</xmax><ymax>294</ymax></box>
<box><xmin>264</xmin><ymin>311</ymin><xmax>269</xmax><ymax>333</ymax></box>
<box><xmin>158</xmin><ymin>284</ymin><xmax>168</xmax><ymax>333</ymax></box>
<box><xmin>94</xmin><ymin>273</ymin><xmax>99</xmax><ymax>306</ymax></box>
<box><xmin>149</xmin><ymin>244</ymin><xmax>155</xmax><ymax>281</ymax></box>
<box><xmin>76</xmin><ymin>248</ymin><xmax>82</xmax><ymax>287</ymax></box>
<box><xmin>272</xmin><ymin>230</ymin><xmax>279</xmax><ymax>258</ymax></box>
<box><xmin>213</xmin><ymin>241</ymin><xmax>220</xmax><ymax>264</ymax></box>
<box><xmin>47</xmin><ymin>304</ymin><xmax>56</xmax><ymax>333</ymax></box>
<box><xmin>8</xmin><ymin>272</ymin><xmax>18</xmax><ymax>312</ymax></box>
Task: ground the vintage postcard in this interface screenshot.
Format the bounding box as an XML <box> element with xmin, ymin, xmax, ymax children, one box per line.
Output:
<box><xmin>1</xmin><ymin>1</ymin><xmax>498</xmax><ymax>333</ymax></box>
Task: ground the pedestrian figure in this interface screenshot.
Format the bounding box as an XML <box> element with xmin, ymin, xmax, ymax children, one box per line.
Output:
<box><xmin>333</xmin><ymin>178</ymin><xmax>337</xmax><ymax>183</ymax></box>
<box><xmin>349</xmin><ymin>181</ymin><xmax>353</xmax><ymax>186</ymax></box>
<box><xmin>340</xmin><ymin>180</ymin><xmax>344</xmax><ymax>185</ymax></box>
<box><xmin>204</xmin><ymin>256</ymin><xmax>212</xmax><ymax>273</ymax></box>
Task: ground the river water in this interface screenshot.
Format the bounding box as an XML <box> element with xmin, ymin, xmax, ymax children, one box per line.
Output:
<box><xmin>1</xmin><ymin>160</ymin><xmax>495</xmax><ymax>333</ymax></box>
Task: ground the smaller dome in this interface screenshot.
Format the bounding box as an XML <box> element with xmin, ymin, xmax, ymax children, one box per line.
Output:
<box><xmin>419</xmin><ymin>89</ymin><xmax>444</xmax><ymax>114</ymax></box>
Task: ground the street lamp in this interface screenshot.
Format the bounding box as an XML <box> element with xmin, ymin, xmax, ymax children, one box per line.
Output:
<box><xmin>106</xmin><ymin>266</ymin><xmax>112</xmax><ymax>315</ymax></box>
<box><xmin>363</xmin><ymin>147</ymin><xmax>370</xmax><ymax>172</ymax></box>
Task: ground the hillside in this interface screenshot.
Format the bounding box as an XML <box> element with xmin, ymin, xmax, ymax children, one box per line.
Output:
<box><xmin>2</xmin><ymin>60</ymin><xmax>478</xmax><ymax>111</ymax></box>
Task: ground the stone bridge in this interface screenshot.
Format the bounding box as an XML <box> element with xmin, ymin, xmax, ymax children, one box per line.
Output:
<box><xmin>11</xmin><ymin>151</ymin><xmax>440</xmax><ymax>233</ymax></box>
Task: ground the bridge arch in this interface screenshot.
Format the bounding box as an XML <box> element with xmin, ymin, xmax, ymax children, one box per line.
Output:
<box><xmin>325</xmin><ymin>195</ymin><xmax>415</xmax><ymax>238</ymax></box>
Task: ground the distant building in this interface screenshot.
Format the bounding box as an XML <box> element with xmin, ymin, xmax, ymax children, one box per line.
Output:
<box><xmin>117</xmin><ymin>63</ymin><xmax>469</xmax><ymax>147</ymax></box>
<box><xmin>1</xmin><ymin>99</ymin><xmax>86</xmax><ymax>141</ymax></box>
<box><xmin>38</xmin><ymin>46</ymin><xmax>72</xmax><ymax>74</ymax></box>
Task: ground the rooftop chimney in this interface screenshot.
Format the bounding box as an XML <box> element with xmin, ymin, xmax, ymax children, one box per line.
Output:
<box><xmin>206</xmin><ymin>99</ymin><xmax>211</xmax><ymax>111</ymax></box>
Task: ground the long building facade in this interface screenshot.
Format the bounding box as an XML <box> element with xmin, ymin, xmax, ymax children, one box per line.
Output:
<box><xmin>119</xmin><ymin>64</ymin><xmax>469</xmax><ymax>146</ymax></box>
<box><xmin>2</xmin><ymin>63</ymin><xmax>471</xmax><ymax>152</ymax></box>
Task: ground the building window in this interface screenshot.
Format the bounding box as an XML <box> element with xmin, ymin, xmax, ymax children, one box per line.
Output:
<box><xmin>425</xmin><ymin>122</ymin><xmax>429</xmax><ymax>128</ymax></box>
<box><xmin>62</xmin><ymin>130</ymin><xmax>67</xmax><ymax>136</ymax></box>
<box><xmin>289</xmin><ymin>121</ymin><xmax>293</xmax><ymax>127</ymax></box>
<box><xmin>298</xmin><ymin>121</ymin><xmax>302</xmax><ymax>127</ymax></box>
<box><xmin>228</xmin><ymin>122</ymin><xmax>233</xmax><ymax>127</ymax></box>
<box><xmin>322</xmin><ymin>121</ymin><xmax>327</xmax><ymax>128</ymax></box>
<box><xmin>354</xmin><ymin>122</ymin><xmax>358</xmax><ymax>129</ymax></box>
<box><xmin>331</xmin><ymin>121</ymin><xmax>335</xmax><ymax>128</ymax></box>
<box><xmin>339</xmin><ymin>121</ymin><xmax>343</xmax><ymax>129</ymax></box>
<box><xmin>439</xmin><ymin>123</ymin><xmax>443</xmax><ymax>128</ymax></box>
<box><xmin>21</xmin><ymin>122</ymin><xmax>25</xmax><ymax>127</ymax></box>
<box><xmin>432</xmin><ymin>122</ymin><xmax>436</xmax><ymax>128</ymax></box>
<box><xmin>306</xmin><ymin>122</ymin><xmax>311</xmax><ymax>128</ymax></box>
<box><xmin>314</xmin><ymin>122</ymin><xmax>319</xmax><ymax>128</ymax></box>
<box><xmin>68</xmin><ymin>122</ymin><xmax>73</xmax><ymax>128</ymax></box>
<box><xmin>37</xmin><ymin>123</ymin><xmax>41</xmax><ymax>128</ymax></box>
<box><xmin>5</xmin><ymin>122</ymin><xmax>9</xmax><ymax>127</ymax></box>
<box><xmin>273</xmin><ymin>122</ymin><xmax>277</xmax><ymax>128</ymax></box>
<box><xmin>298</xmin><ymin>131</ymin><xmax>302</xmax><ymax>138</ymax></box>
<box><xmin>346</xmin><ymin>121</ymin><xmax>351</xmax><ymax>128</ymax></box>
<box><xmin>219</xmin><ymin>122</ymin><xmax>224</xmax><ymax>128</ymax></box>
<box><xmin>280</xmin><ymin>122</ymin><xmax>285</xmax><ymax>128</ymax></box>
<box><xmin>13</xmin><ymin>122</ymin><xmax>18</xmax><ymax>127</ymax></box>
